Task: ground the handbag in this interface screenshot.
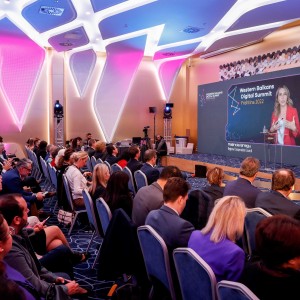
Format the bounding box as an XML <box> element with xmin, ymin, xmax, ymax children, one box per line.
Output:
<box><xmin>57</xmin><ymin>209</ymin><xmax>74</xmax><ymax>226</ymax></box>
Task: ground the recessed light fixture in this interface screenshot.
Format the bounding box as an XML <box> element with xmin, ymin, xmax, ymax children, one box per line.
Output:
<box><xmin>182</xmin><ymin>26</ymin><xmax>202</xmax><ymax>34</ymax></box>
<box><xmin>39</xmin><ymin>6</ymin><xmax>64</xmax><ymax>16</ymax></box>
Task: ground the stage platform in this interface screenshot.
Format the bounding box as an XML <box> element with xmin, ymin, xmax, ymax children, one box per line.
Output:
<box><xmin>161</xmin><ymin>153</ymin><xmax>300</xmax><ymax>190</ymax></box>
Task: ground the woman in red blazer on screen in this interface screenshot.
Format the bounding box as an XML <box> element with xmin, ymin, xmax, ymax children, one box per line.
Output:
<box><xmin>269</xmin><ymin>85</ymin><xmax>300</xmax><ymax>145</ymax></box>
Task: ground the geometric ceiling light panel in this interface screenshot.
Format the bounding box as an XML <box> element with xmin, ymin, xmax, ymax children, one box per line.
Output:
<box><xmin>157</xmin><ymin>59</ymin><xmax>185</xmax><ymax>100</ymax></box>
<box><xmin>227</xmin><ymin>0</ymin><xmax>300</xmax><ymax>32</ymax></box>
<box><xmin>69</xmin><ymin>49</ymin><xmax>96</xmax><ymax>97</ymax></box>
<box><xmin>0</xmin><ymin>18</ymin><xmax>45</xmax><ymax>131</ymax></box>
<box><xmin>204</xmin><ymin>28</ymin><xmax>275</xmax><ymax>54</ymax></box>
<box><xmin>98</xmin><ymin>0</ymin><xmax>236</xmax><ymax>46</ymax></box>
<box><xmin>94</xmin><ymin>36</ymin><xmax>146</xmax><ymax>142</ymax></box>
<box><xmin>21</xmin><ymin>0</ymin><xmax>77</xmax><ymax>33</ymax></box>
<box><xmin>48</xmin><ymin>26</ymin><xmax>89</xmax><ymax>52</ymax></box>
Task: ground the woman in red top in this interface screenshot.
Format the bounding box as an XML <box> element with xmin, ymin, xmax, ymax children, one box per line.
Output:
<box><xmin>269</xmin><ymin>85</ymin><xmax>300</xmax><ymax>145</ymax></box>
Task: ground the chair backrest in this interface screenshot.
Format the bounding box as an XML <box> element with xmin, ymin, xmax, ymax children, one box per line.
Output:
<box><xmin>40</xmin><ymin>157</ymin><xmax>50</xmax><ymax>179</ymax></box>
<box><xmin>91</xmin><ymin>156</ymin><xmax>97</xmax><ymax>169</ymax></box>
<box><xmin>173</xmin><ymin>247</ymin><xmax>217</xmax><ymax>300</ymax></box>
<box><xmin>104</xmin><ymin>160</ymin><xmax>111</xmax><ymax>173</ymax></box>
<box><xmin>48</xmin><ymin>164</ymin><xmax>57</xmax><ymax>189</ymax></box>
<box><xmin>62</xmin><ymin>174</ymin><xmax>75</xmax><ymax>211</ymax></box>
<box><xmin>137</xmin><ymin>225</ymin><xmax>176</xmax><ymax>300</ymax></box>
<box><xmin>86</xmin><ymin>156</ymin><xmax>93</xmax><ymax>172</ymax></box>
<box><xmin>82</xmin><ymin>189</ymin><xmax>101</xmax><ymax>236</ymax></box>
<box><xmin>134</xmin><ymin>170</ymin><xmax>148</xmax><ymax>191</ymax></box>
<box><xmin>123</xmin><ymin>166</ymin><xmax>136</xmax><ymax>195</ymax></box>
<box><xmin>96</xmin><ymin>197</ymin><xmax>112</xmax><ymax>235</ymax></box>
<box><xmin>217</xmin><ymin>280</ymin><xmax>259</xmax><ymax>300</ymax></box>
<box><xmin>111</xmin><ymin>163</ymin><xmax>122</xmax><ymax>173</ymax></box>
<box><xmin>244</xmin><ymin>208</ymin><xmax>272</xmax><ymax>256</ymax></box>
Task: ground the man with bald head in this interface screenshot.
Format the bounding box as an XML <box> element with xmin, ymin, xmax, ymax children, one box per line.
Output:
<box><xmin>255</xmin><ymin>168</ymin><xmax>300</xmax><ymax>220</ymax></box>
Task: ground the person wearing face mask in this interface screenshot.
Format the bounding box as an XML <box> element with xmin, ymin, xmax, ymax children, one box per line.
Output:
<box><xmin>269</xmin><ymin>85</ymin><xmax>300</xmax><ymax>145</ymax></box>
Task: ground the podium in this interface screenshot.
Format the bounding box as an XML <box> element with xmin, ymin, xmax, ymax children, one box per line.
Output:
<box><xmin>262</xmin><ymin>132</ymin><xmax>283</xmax><ymax>171</ymax></box>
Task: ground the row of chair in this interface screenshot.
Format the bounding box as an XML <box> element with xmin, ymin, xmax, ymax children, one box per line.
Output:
<box><xmin>137</xmin><ymin>225</ymin><xmax>259</xmax><ymax>300</ymax></box>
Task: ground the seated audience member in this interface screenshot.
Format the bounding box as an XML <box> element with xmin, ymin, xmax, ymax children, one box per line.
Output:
<box><xmin>93</xmin><ymin>141</ymin><xmax>106</xmax><ymax>160</ymax></box>
<box><xmin>132</xmin><ymin>166</ymin><xmax>182</xmax><ymax>226</ymax></box>
<box><xmin>188</xmin><ymin>196</ymin><xmax>246</xmax><ymax>282</ymax></box>
<box><xmin>203</xmin><ymin>167</ymin><xmax>225</xmax><ymax>201</ymax></box>
<box><xmin>256</xmin><ymin>168</ymin><xmax>300</xmax><ymax>220</ymax></box>
<box><xmin>104</xmin><ymin>144</ymin><xmax>119</xmax><ymax>165</ymax></box>
<box><xmin>182</xmin><ymin>166</ymin><xmax>226</xmax><ymax>229</ymax></box>
<box><xmin>26</xmin><ymin>138</ymin><xmax>35</xmax><ymax>151</ymax></box>
<box><xmin>224</xmin><ymin>157</ymin><xmax>261</xmax><ymax>208</ymax></box>
<box><xmin>2</xmin><ymin>158</ymin><xmax>45</xmax><ymax>211</ymax></box>
<box><xmin>0</xmin><ymin>194</ymin><xmax>87</xmax><ymax>299</ymax></box>
<box><xmin>55</xmin><ymin>148</ymin><xmax>74</xmax><ymax>209</ymax></box>
<box><xmin>71</xmin><ymin>137</ymin><xmax>82</xmax><ymax>152</ymax></box>
<box><xmin>0</xmin><ymin>142</ymin><xmax>8</xmax><ymax>162</ymax></box>
<box><xmin>117</xmin><ymin>149</ymin><xmax>130</xmax><ymax>168</ymax></box>
<box><xmin>33</xmin><ymin>138</ymin><xmax>40</xmax><ymax>154</ymax></box>
<box><xmin>36</xmin><ymin>140</ymin><xmax>48</xmax><ymax>172</ymax></box>
<box><xmin>140</xmin><ymin>149</ymin><xmax>160</xmax><ymax>185</ymax></box>
<box><xmin>0</xmin><ymin>213</ymin><xmax>39</xmax><ymax>300</ymax></box>
<box><xmin>89</xmin><ymin>163</ymin><xmax>110</xmax><ymax>202</ymax></box>
<box><xmin>65</xmin><ymin>151</ymin><xmax>91</xmax><ymax>209</ymax></box>
<box><xmin>48</xmin><ymin>146</ymin><xmax>59</xmax><ymax>167</ymax></box>
<box><xmin>155</xmin><ymin>135</ymin><xmax>167</xmax><ymax>158</ymax></box>
<box><xmin>240</xmin><ymin>215</ymin><xmax>300</xmax><ymax>300</ymax></box>
<box><xmin>146</xmin><ymin>177</ymin><xmax>194</xmax><ymax>250</ymax></box>
<box><xmin>86</xmin><ymin>139</ymin><xmax>96</xmax><ymax>158</ymax></box>
<box><xmin>102</xmin><ymin>171</ymin><xmax>133</xmax><ymax>218</ymax></box>
<box><xmin>126</xmin><ymin>145</ymin><xmax>143</xmax><ymax>174</ymax></box>
<box><xmin>83</xmin><ymin>133</ymin><xmax>92</xmax><ymax>150</ymax></box>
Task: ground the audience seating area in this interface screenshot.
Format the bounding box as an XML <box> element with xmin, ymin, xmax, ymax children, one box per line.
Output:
<box><xmin>2</xmin><ymin>146</ymin><xmax>300</xmax><ymax>300</ymax></box>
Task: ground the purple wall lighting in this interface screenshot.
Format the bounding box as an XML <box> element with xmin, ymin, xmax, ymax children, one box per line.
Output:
<box><xmin>0</xmin><ymin>35</ymin><xmax>45</xmax><ymax>131</ymax></box>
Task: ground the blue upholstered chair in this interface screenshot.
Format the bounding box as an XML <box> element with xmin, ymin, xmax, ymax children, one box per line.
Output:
<box><xmin>244</xmin><ymin>208</ymin><xmax>272</xmax><ymax>256</ymax></box>
<box><xmin>62</xmin><ymin>174</ymin><xmax>87</xmax><ymax>235</ymax></box>
<box><xmin>173</xmin><ymin>247</ymin><xmax>217</xmax><ymax>300</ymax></box>
<box><xmin>217</xmin><ymin>280</ymin><xmax>259</xmax><ymax>300</ymax></box>
<box><xmin>82</xmin><ymin>189</ymin><xmax>102</xmax><ymax>268</ymax></box>
<box><xmin>134</xmin><ymin>170</ymin><xmax>148</xmax><ymax>191</ymax></box>
<box><xmin>123</xmin><ymin>166</ymin><xmax>136</xmax><ymax>195</ymax></box>
<box><xmin>111</xmin><ymin>163</ymin><xmax>122</xmax><ymax>173</ymax></box>
<box><xmin>137</xmin><ymin>225</ymin><xmax>177</xmax><ymax>300</ymax></box>
<box><xmin>95</xmin><ymin>197</ymin><xmax>112</xmax><ymax>236</ymax></box>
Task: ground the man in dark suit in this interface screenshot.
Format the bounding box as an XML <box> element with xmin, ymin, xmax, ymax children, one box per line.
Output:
<box><xmin>256</xmin><ymin>169</ymin><xmax>300</xmax><ymax>219</ymax></box>
<box><xmin>140</xmin><ymin>149</ymin><xmax>160</xmax><ymax>185</ymax></box>
<box><xmin>104</xmin><ymin>144</ymin><xmax>119</xmax><ymax>165</ymax></box>
<box><xmin>224</xmin><ymin>157</ymin><xmax>261</xmax><ymax>208</ymax></box>
<box><xmin>145</xmin><ymin>177</ymin><xmax>194</xmax><ymax>250</ymax></box>
<box><xmin>86</xmin><ymin>139</ymin><xmax>96</xmax><ymax>157</ymax></box>
<box><xmin>2</xmin><ymin>158</ymin><xmax>44</xmax><ymax>210</ymax></box>
<box><xmin>126</xmin><ymin>145</ymin><xmax>143</xmax><ymax>174</ymax></box>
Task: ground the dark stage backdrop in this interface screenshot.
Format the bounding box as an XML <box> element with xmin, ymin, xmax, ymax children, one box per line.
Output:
<box><xmin>198</xmin><ymin>67</ymin><xmax>300</xmax><ymax>166</ymax></box>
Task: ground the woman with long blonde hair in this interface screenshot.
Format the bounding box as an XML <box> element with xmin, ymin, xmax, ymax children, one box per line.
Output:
<box><xmin>89</xmin><ymin>163</ymin><xmax>110</xmax><ymax>201</ymax></box>
<box><xmin>188</xmin><ymin>195</ymin><xmax>246</xmax><ymax>282</ymax></box>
